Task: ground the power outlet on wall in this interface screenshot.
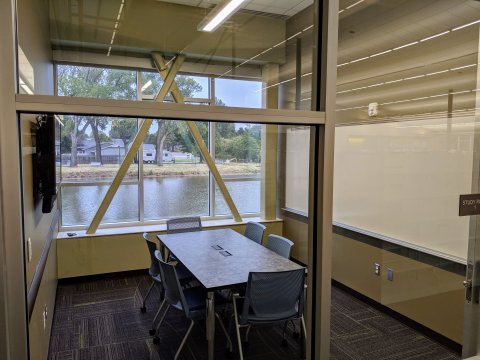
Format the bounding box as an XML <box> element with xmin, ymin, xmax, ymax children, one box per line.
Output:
<box><xmin>374</xmin><ymin>263</ymin><xmax>381</xmax><ymax>276</ymax></box>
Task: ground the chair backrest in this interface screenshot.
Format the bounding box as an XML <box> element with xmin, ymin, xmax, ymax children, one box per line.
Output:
<box><xmin>244</xmin><ymin>221</ymin><xmax>266</xmax><ymax>244</ymax></box>
<box><xmin>143</xmin><ymin>232</ymin><xmax>160</xmax><ymax>277</ymax></box>
<box><xmin>166</xmin><ymin>217</ymin><xmax>202</xmax><ymax>234</ymax></box>
<box><xmin>265</xmin><ymin>234</ymin><xmax>294</xmax><ymax>259</ymax></box>
<box><xmin>241</xmin><ymin>269</ymin><xmax>305</xmax><ymax>325</ymax></box>
<box><xmin>156</xmin><ymin>254</ymin><xmax>190</xmax><ymax>316</ymax></box>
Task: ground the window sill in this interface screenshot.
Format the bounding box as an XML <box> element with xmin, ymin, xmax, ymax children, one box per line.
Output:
<box><xmin>57</xmin><ymin>217</ymin><xmax>283</xmax><ymax>240</ymax></box>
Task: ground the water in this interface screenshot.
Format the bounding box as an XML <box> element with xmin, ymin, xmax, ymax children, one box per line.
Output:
<box><xmin>60</xmin><ymin>176</ymin><xmax>261</xmax><ymax>226</ymax></box>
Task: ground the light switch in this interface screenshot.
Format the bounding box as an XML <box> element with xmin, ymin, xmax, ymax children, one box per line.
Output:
<box><xmin>387</xmin><ymin>268</ymin><xmax>394</xmax><ymax>281</ymax></box>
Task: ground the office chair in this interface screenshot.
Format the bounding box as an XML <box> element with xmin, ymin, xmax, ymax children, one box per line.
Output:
<box><xmin>166</xmin><ymin>216</ymin><xmax>202</xmax><ymax>234</ymax></box>
<box><xmin>232</xmin><ymin>269</ymin><xmax>306</xmax><ymax>360</ymax></box>
<box><xmin>151</xmin><ymin>254</ymin><xmax>233</xmax><ymax>359</ymax></box>
<box><xmin>164</xmin><ymin>216</ymin><xmax>202</xmax><ymax>262</ymax></box>
<box><xmin>137</xmin><ymin>232</ymin><xmax>162</xmax><ymax>313</ymax></box>
<box><xmin>138</xmin><ymin>233</ymin><xmax>190</xmax><ymax>313</ymax></box>
<box><xmin>265</xmin><ymin>234</ymin><xmax>294</xmax><ymax>259</ymax></box>
<box><xmin>244</xmin><ymin>221</ymin><xmax>266</xmax><ymax>245</ymax></box>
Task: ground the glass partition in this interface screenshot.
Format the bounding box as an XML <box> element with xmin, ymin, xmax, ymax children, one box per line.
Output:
<box><xmin>16</xmin><ymin>0</ymin><xmax>315</xmax><ymax>110</ymax></box>
<box><xmin>332</xmin><ymin>0</ymin><xmax>480</xmax><ymax>355</ymax></box>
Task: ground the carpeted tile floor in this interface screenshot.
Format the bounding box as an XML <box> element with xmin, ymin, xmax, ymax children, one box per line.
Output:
<box><xmin>48</xmin><ymin>272</ymin><xmax>460</xmax><ymax>360</ymax></box>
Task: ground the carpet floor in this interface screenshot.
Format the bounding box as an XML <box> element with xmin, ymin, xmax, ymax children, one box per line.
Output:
<box><xmin>48</xmin><ymin>272</ymin><xmax>460</xmax><ymax>360</ymax></box>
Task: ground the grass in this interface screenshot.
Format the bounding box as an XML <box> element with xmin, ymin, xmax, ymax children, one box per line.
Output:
<box><xmin>61</xmin><ymin>162</ymin><xmax>260</xmax><ymax>180</ymax></box>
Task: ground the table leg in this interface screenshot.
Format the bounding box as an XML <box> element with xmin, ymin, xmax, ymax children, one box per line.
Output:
<box><xmin>206</xmin><ymin>291</ymin><xmax>215</xmax><ymax>360</ymax></box>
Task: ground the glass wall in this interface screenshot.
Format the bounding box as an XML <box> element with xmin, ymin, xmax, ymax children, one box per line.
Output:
<box><xmin>17</xmin><ymin>0</ymin><xmax>315</xmax><ymax>110</ymax></box>
<box><xmin>332</xmin><ymin>0</ymin><xmax>480</xmax><ymax>353</ymax></box>
<box><xmin>55</xmin><ymin>64</ymin><xmax>266</xmax><ymax>228</ymax></box>
<box><xmin>57</xmin><ymin>115</ymin><xmax>264</xmax><ymax>228</ymax></box>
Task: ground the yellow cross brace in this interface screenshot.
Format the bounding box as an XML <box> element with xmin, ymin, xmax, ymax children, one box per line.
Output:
<box><xmin>152</xmin><ymin>53</ymin><xmax>242</xmax><ymax>222</ymax></box>
<box><xmin>86</xmin><ymin>55</ymin><xmax>186</xmax><ymax>234</ymax></box>
<box><xmin>87</xmin><ymin>53</ymin><xmax>241</xmax><ymax>234</ymax></box>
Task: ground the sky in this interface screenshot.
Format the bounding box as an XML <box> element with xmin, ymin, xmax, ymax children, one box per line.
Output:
<box><xmin>214</xmin><ymin>78</ymin><xmax>263</xmax><ymax>109</ymax></box>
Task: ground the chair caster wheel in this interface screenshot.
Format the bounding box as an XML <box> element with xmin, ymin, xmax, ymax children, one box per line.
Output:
<box><xmin>153</xmin><ymin>336</ymin><xmax>160</xmax><ymax>345</ymax></box>
<box><xmin>281</xmin><ymin>339</ymin><xmax>288</xmax><ymax>347</ymax></box>
<box><xmin>292</xmin><ymin>331</ymin><xmax>300</xmax><ymax>339</ymax></box>
<box><xmin>149</xmin><ymin>329</ymin><xmax>156</xmax><ymax>336</ymax></box>
<box><xmin>140</xmin><ymin>306</ymin><xmax>147</xmax><ymax>313</ymax></box>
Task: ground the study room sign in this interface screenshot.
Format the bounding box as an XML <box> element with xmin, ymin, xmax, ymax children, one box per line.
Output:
<box><xmin>459</xmin><ymin>194</ymin><xmax>480</xmax><ymax>216</ymax></box>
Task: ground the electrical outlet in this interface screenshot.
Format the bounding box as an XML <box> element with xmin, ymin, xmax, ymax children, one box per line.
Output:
<box><xmin>387</xmin><ymin>268</ymin><xmax>394</xmax><ymax>281</ymax></box>
<box><xmin>374</xmin><ymin>263</ymin><xmax>381</xmax><ymax>276</ymax></box>
<box><xmin>27</xmin><ymin>237</ymin><xmax>32</xmax><ymax>262</ymax></box>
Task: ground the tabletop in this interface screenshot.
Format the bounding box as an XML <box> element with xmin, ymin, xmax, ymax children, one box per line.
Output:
<box><xmin>158</xmin><ymin>228</ymin><xmax>304</xmax><ymax>290</ymax></box>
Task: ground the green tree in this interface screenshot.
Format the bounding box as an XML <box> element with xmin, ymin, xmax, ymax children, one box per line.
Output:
<box><xmin>224</xmin><ymin>129</ymin><xmax>260</xmax><ymax>162</ymax></box>
<box><xmin>57</xmin><ymin>65</ymin><xmax>136</xmax><ymax>166</ymax></box>
<box><xmin>141</xmin><ymin>73</ymin><xmax>204</xmax><ymax>166</ymax></box>
<box><xmin>155</xmin><ymin>120</ymin><xmax>177</xmax><ymax>166</ymax></box>
<box><xmin>109</xmin><ymin>119</ymin><xmax>138</xmax><ymax>149</ymax></box>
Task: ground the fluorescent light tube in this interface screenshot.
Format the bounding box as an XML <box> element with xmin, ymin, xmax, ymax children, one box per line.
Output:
<box><xmin>198</xmin><ymin>0</ymin><xmax>246</xmax><ymax>32</ymax></box>
<box><xmin>141</xmin><ymin>80</ymin><xmax>152</xmax><ymax>92</ymax></box>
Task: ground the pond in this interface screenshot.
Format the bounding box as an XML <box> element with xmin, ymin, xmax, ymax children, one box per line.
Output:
<box><xmin>60</xmin><ymin>176</ymin><xmax>261</xmax><ymax>226</ymax></box>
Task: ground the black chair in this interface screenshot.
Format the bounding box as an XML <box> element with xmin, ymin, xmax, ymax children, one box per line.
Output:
<box><xmin>151</xmin><ymin>253</ymin><xmax>233</xmax><ymax>359</ymax></box>
<box><xmin>232</xmin><ymin>269</ymin><xmax>306</xmax><ymax>360</ymax></box>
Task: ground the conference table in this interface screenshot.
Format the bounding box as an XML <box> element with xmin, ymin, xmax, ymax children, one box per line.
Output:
<box><xmin>158</xmin><ymin>228</ymin><xmax>304</xmax><ymax>360</ymax></box>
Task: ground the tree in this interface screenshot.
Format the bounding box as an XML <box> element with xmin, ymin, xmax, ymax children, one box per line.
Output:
<box><xmin>62</xmin><ymin>115</ymin><xmax>89</xmax><ymax>167</ymax></box>
<box><xmin>155</xmin><ymin>120</ymin><xmax>177</xmax><ymax>166</ymax></box>
<box><xmin>224</xmin><ymin>129</ymin><xmax>261</xmax><ymax>162</ymax></box>
<box><xmin>110</xmin><ymin>119</ymin><xmax>137</xmax><ymax>149</ymax></box>
<box><xmin>87</xmin><ymin>117</ymin><xmax>108</xmax><ymax>163</ymax></box>
<box><xmin>142</xmin><ymin>73</ymin><xmax>204</xmax><ymax>166</ymax></box>
<box><xmin>57</xmin><ymin>65</ymin><xmax>136</xmax><ymax>166</ymax></box>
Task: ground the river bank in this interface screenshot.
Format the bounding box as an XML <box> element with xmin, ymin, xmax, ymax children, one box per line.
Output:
<box><xmin>61</xmin><ymin>162</ymin><xmax>261</xmax><ymax>179</ymax></box>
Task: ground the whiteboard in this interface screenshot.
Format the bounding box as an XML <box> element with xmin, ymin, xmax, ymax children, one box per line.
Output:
<box><xmin>285</xmin><ymin>127</ymin><xmax>310</xmax><ymax>215</ymax></box>
<box><xmin>333</xmin><ymin>117</ymin><xmax>473</xmax><ymax>262</ymax></box>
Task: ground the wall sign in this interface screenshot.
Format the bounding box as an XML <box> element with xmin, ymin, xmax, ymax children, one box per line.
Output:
<box><xmin>459</xmin><ymin>194</ymin><xmax>480</xmax><ymax>216</ymax></box>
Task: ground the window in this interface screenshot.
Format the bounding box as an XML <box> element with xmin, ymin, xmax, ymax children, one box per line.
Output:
<box><xmin>57</xmin><ymin>64</ymin><xmax>264</xmax><ymax>228</ymax></box>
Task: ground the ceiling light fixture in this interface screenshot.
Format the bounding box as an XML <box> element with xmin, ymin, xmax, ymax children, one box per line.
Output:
<box><xmin>141</xmin><ymin>80</ymin><xmax>152</xmax><ymax>92</ymax></box>
<box><xmin>198</xmin><ymin>0</ymin><xmax>246</xmax><ymax>32</ymax></box>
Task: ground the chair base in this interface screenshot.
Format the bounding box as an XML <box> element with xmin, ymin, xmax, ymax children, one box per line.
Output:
<box><xmin>140</xmin><ymin>306</ymin><xmax>147</xmax><ymax>313</ymax></box>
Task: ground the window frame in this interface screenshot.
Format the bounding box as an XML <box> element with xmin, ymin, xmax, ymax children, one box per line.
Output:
<box><xmin>54</xmin><ymin>63</ymin><xmax>268</xmax><ymax>230</ymax></box>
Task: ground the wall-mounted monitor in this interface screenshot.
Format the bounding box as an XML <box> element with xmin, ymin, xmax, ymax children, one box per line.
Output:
<box><xmin>32</xmin><ymin>114</ymin><xmax>57</xmax><ymax>213</ymax></box>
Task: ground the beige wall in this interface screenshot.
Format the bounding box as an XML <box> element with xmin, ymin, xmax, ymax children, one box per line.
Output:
<box><xmin>17</xmin><ymin>1</ymin><xmax>57</xmax><ymax>358</ymax></box>
<box><xmin>57</xmin><ymin>221</ymin><xmax>283</xmax><ymax>278</ymax></box>
<box><xmin>17</xmin><ymin>0</ymin><xmax>53</xmax><ymax>95</ymax></box>
<box><xmin>28</xmin><ymin>237</ymin><xmax>57</xmax><ymax>360</ymax></box>
<box><xmin>333</xmin><ymin>232</ymin><xmax>464</xmax><ymax>344</ymax></box>
<box><xmin>21</xmin><ymin>115</ymin><xmax>59</xmax><ymax>360</ymax></box>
